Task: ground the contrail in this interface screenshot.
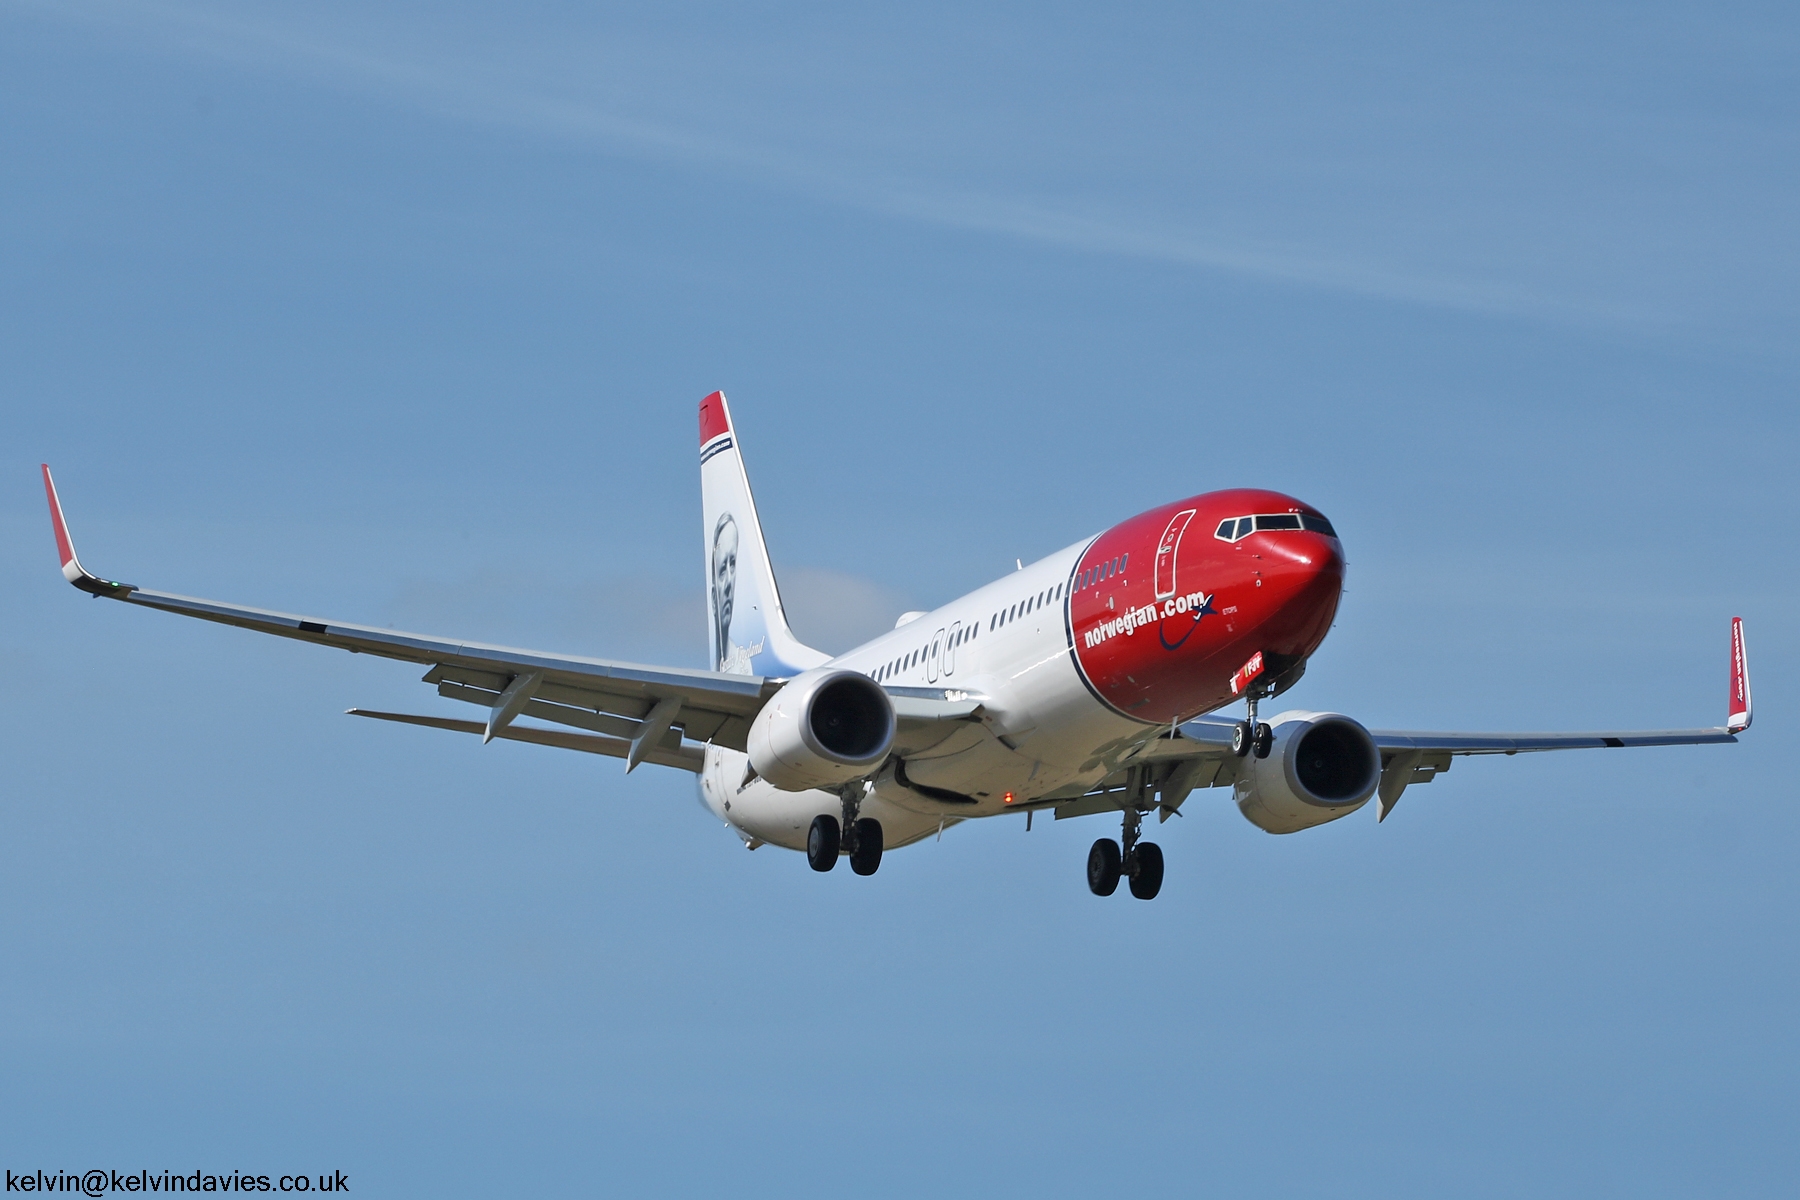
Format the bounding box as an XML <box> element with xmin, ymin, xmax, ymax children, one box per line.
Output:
<box><xmin>11</xmin><ymin>0</ymin><xmax>1662</xmax><ymax>326</ymax></box>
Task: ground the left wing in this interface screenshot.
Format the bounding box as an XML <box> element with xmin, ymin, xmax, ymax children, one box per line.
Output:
<box><xmin>42</xmin><ymin>465</ymin><xmax>984</xmax><ymax>768</ymax></box>
<box><xmin>43</xmin><ymin>465</ymin><xmax>773</xmax><ymax>763</ymax></box>
<box><xmin>1061</xmin><ymin>618</ymin><xmax>1751</xmax><ymax>823</ymax></box>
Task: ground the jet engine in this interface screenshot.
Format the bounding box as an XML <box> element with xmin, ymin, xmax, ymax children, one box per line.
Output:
<box><xmin>1234</xmin><ymin>710</ymin><xmax>1380</xmax><ymax>834</ymax></box>
<box><xmin>747</xmin><ymin>669</ymin><xmax>896</xmax><ymax>792</ymax></box>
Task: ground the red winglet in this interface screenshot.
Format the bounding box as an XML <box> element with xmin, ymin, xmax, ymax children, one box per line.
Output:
<box><xmin>1728</xmin><ymin>616</ymin><xmax>1752</xmax><ymax>733</ymax></box>
<box><xmin>699</xmin><ymin>391</ymin><xmax>731</xmax><ymax>446</ymax></box>
<box><xmin>41</xmin><ymin>464</ymin><xmax>79</xmax><ymax>573</ymax></box>
<box><xmin>40</xmin><ymin>465</ymin><xmax>132</xmax><ymax>597</ymax></box>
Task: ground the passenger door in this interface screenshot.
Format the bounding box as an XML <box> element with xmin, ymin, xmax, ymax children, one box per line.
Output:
<box><xmin>1154</xmin><ymin>509</ymin><xmax>1197</xmax><ymax>600</ymax></box>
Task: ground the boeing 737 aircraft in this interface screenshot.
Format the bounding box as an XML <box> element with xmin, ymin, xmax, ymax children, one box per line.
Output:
<box><xmin>42</xmin><ymin>393</ymin><xmax>1753</xmax><ymax>898</ymax></box>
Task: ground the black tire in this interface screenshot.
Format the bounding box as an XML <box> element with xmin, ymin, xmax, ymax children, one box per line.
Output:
<box><xmin>807</xmin><ymin>814</ymin><xmax>840</xmax><ymax>872</ymax></box>
<box><xmin>1252</xmin><ymin>722</ymin><xmax>1274</xmax><ymax>758</ymax></box>
<box><xmin>1231</xmin><ymin>721</ymin><xmax>1253</xmax><ymax>757</ymax></box>
<box><xmin>849</xmin><ymin>818</ymin><xmax>884</xmax><ymax>876</ymax></box>
<box><xmin>1087</xmin><ymin>838</ymin><xmax>1122</xmax><ymax>896</ymax></box>
<box><xmin>1129</xmin><ymin>841</ymin><xmax>1164</xmax><ymax>900</ymax></box>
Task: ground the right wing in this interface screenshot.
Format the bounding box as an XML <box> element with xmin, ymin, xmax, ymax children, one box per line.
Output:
<box><xmin>1059</xmin><ymin>618</ymin><xmax>1751</xmax><ymax>823</ymax></box>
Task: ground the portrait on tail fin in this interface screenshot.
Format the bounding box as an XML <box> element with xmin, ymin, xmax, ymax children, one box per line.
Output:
<box><xmin>711</xmin><ymin>513</ymin><xmax>738</xmax><ymax>671</ymax></box>
<box><xmin>697</xmin><ymin>391</ymin><xmax>827</xmax><ymax>678</ymax></box>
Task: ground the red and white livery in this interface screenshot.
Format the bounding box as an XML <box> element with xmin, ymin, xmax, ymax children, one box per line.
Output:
<box><xmin>41</xmin><ymin>394</ymin><xmax>1752</xmax><ymax>898</ymax></box>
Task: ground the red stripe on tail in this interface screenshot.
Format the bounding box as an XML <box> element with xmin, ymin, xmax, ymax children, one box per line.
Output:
<box><xmin>699</xmin><ymin>392</ymin><xmax>731</xmax><ymax>446</ymax></box>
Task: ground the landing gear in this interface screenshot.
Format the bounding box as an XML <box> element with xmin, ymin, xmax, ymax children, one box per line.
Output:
<box><xmin>1233</xmin><ymin>688</ymin><xmax>1273</xmax><ymax>759</ymax></box>
<box><xmin>849</xmin><ymin>818</ymin><xmax>884</xmax><ymax>875</ymax></box>
<box><xmin>809</xmin><ymin>785</ymin><xmax>884</xmax><ymax>876</ymax></box>
<box><xmin>807</xmin><ymin>814</ymin><xmax>839</xmax><ymax>871</ymax></box>
<box><xmin>1129</xmin><ymin>841</ymin><xmax>1164</xmax><ymax>900</ymax></box>
<box><xmin>1087</xmin><ymin>809</ymin><xmax>1164</xmax><ymax>900</ymax></box>
<box><xmin>1087</xmin><ymin>839</ymin><xmax>1122</xmax><ymax>895</ymax></box>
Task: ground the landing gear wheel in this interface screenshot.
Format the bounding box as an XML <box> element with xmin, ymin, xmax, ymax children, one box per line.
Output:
<box><xmin>807</xmin><ymin>814</ymin><xmax>840</xmax><ymax>872</ymax></box>
<box><xmin>1252</xmin><ymin>722</ymin><xmax>1274</xmax><ymax>758</ymax></box>
<box><xmin>849</xmin><ymin>818</ymin><xmax>884</xmax><ymax>876</ymax></box>
<box><xmin>1129</xmin><ymin>841</ymin><xmax>1164</xmax><ymax>899</ymax></box>
<box><xmin>1087</xmin><ymin>838</ymin><xmax>1122</xmax><ymax>896</ymax></box>
<box><xmin>1231</xmin><ymin>721</ymin><xmax>1253</xmax><ymax>757</ymax></box>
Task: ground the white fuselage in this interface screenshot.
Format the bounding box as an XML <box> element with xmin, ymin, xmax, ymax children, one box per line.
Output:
<box><xmin>699</xmin><ymin>539</ymin><xmax>1158</xmax><ymax>852</ymax></box>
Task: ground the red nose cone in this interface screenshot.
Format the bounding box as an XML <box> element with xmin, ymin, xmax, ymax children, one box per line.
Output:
<box><xmin>1069</xmin><ymin>490</ymin><xmax>1344</xmax><ymax>724</ymax></box>
<box><xmin>1248</xmin><ymin>531</ymin><xmax>1343</xmax><ymax>661</ymax></box>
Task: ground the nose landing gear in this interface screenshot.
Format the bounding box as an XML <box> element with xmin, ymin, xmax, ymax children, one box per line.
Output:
<box><xmin>1231</xmin><ymin>685</ymin><xmax>1274</xmax><ymax>759</ymax></box>
<box><xmin>1086</xmin><ymin>807</ymin><xmax>1164</xmax><ymax>900</ymax></box>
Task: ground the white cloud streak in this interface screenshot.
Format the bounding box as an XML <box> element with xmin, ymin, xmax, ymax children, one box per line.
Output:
<box><xmin>12</xmin><ymin>0</ymin><xmax>1667</xmax><ymax>327</ymax></box>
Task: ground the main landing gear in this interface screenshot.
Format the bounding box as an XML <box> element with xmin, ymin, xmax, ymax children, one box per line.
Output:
<box><xmin>807</xmin><ymin>785</ymin><xmax>884</xmax><ymax>876</ymax></box>
<box><xmin>1087</xmin><ymin>808</ymin><xmax>1165</xmax><ymax>900</ymax></box>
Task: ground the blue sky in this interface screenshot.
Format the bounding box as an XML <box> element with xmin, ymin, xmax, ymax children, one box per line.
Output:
<box><xmin>2</xmin><ymin>2</ymin><xmax>1795</xmax><ymax>1195</ymax></box>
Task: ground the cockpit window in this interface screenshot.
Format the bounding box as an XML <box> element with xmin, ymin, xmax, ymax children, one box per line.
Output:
<box><xmin>1214</xmin><ymin>512</ymin><xmax>1339</xmax><ymax>542</ymax></box>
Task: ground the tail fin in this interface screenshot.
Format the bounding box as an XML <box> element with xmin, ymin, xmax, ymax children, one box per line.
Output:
<box><xmin>699</xmin><ymin>392</ymin><xmax>828</xmax><ymax>677</ymax></box>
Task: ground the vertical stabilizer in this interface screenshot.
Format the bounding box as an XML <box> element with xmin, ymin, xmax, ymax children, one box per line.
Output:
<box><xmin>699</xmin><ymin>392</ymin><xmax>828</xmax><ymax>677</ymax></box>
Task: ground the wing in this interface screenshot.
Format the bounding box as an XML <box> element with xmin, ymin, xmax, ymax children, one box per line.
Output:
<box><xmin>42</xmin><ymin>465</ymin><xmax>985</xmax><ymax>770</ymax></box>
<box><xmin>1058</xmin><ymin>618</ymin><xmax>1752</xmax><ymax>824</ymax></box>
<box><xmin>43</xmin><ymin>465</ymin><xmax>773</xmax><ymax>766</ymax></box>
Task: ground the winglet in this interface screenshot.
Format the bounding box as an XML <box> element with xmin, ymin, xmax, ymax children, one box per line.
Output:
<box><xmin>40</xmin><ymin>465</ymin><xmax>134</xmax><ymax>598</ymax></box>
<box><xmin>1728</xmin><ymin>616</ymin><xmax>1752</xmax><ymax>733</ymax></box>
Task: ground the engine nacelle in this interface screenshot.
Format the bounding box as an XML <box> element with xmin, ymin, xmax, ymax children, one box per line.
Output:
<box><xmin>747</xmin><ymin>669</ymin><xmax>896</xmax><ymax>792</ymax></box>
<box><xmin>1234</xmin><ymin>710</ymin><xmax>1380</xmax><ymax>834</ymax></box>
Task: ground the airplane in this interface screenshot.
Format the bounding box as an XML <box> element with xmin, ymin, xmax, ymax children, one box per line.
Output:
<box><xmin>41</xmin><ymin>392</ymin><xmax>1753</xmax><ymax>899</ymax></box>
